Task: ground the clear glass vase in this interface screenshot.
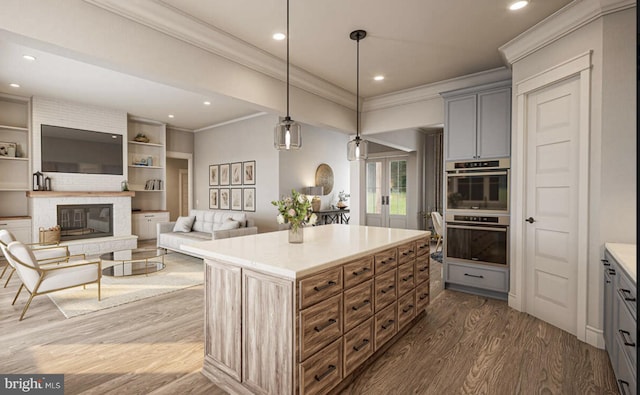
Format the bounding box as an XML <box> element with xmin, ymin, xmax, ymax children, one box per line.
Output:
<box><xmin>288</xmin><ymin>225</ymin><xmax>303</xmax><ymax>244</ymax></box>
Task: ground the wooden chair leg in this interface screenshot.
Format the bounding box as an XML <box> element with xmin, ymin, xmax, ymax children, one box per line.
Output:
<box><xmin>4</xmin><ymin>268</ymin><xmax>15</xmax><ymax>288</ymax></box>
<box><xmin>0</xmin><ymin>262</ymin><xmax>8</xmax><ymax>279</ymax></box>
<box><xmin>435</xmin><ymin>236</ymin><xmax>442</xmax><ymax>253</ymax></box>
<box><xmin>19</xmin><ymin>293</ymin><xmax>35</xmax><ymax>321</ymax></box>
<box><xmin>98</xmin><ymin>281</ymin><xmax>101</xmax><ymax>301</ymax></box>
<box><xmin>12</xmin><ymin>284</ymin><xmax>23</xmax><ymax>305</ymax></box>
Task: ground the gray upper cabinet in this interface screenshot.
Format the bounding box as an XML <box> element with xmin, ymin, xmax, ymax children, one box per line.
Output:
<box><xmin>443</xmin><ymin>81</ymin><xmax>512</xmax><ymax>161</ymax></box>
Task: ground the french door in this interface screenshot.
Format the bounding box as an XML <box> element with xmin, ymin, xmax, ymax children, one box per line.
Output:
<box><xmin>365</xmin><ymin>157</ymin><xmax>408</xmax><ymax>229</ymax></box>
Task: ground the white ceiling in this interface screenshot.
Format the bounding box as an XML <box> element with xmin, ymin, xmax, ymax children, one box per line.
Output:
<box><xmin>0</xmin><ymin>0</ymin><xmax>573</xmax><ymax>130</ymax></box>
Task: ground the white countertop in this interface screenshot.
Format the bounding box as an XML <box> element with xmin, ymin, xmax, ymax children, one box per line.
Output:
<box><xmin>605</xmin><ymin>243</ymin><xmax>636</xmax><ymax>283</ymax></box>
<box><xmin>182</xmin><ymin>224</ymin><xmax>430</xmax><ymax>279</ymax></box>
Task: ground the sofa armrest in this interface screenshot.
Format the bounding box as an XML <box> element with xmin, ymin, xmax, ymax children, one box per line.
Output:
<box><xmin>157</xmin><ymin>222</ymin><xmax>176</xmax><ymax>237</ymax></box>
<box><xmin>228</xmin><ymin>226</ymin><xmax>258</xmax><ymax>238</ymax></box>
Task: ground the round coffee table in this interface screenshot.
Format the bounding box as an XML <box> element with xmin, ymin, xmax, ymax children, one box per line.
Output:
<box><xmin>100</xmin><ymin>248</ymin><xmax>167</xmax><ymax>277</ymax></box>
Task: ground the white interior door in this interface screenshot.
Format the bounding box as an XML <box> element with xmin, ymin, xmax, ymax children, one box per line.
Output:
<box><xmin>524</xmin><ymin>76</ymin><xmax>580</xmax><ymax>335</ymax></box>
<box><xmin>365</xmin><ymin>157</ymin><xmax>408</xmax><ymax>229</ymax></box>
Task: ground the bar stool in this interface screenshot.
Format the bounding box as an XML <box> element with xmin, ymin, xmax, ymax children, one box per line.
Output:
<box><xmin>60</xmin><ymin>210</ymin><xmax>70</xmax><ymax>228</ymax></box>
<box><xmin>73</xmin><ymin>209</ymin><xmax>84</xmax><ymax>228</ymax></box>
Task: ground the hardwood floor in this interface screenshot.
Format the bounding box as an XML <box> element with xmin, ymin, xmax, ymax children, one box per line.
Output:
<box><xmin>0</xmin><ymin>251</ymin><xmax>617</xmax><ymax>394</ymax></box>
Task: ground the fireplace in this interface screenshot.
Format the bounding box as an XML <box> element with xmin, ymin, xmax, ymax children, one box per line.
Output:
<box><xmin>57</xmin><ymin>204</ymin><xmax>113</xmax><ymax>241</ymax></box>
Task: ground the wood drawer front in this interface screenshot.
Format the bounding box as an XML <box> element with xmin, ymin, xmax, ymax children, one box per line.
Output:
<box><xmin>397</xmin><ymin>261</ymin><xmax>415</xmax><ymax>296</ymax></box>
<box><xmin>343</xmin><ymin>317</ymin><xmax>374</xmax><ymax>377</ymax></box>
<box><xmin>447</xmin><ymin>263</ymin><xmax>508</xmax><ymax>292</ymax></box>
<box><xmin>618</xmin><ymin>272</ymin><xmax>637</xmax><ymax>320</ymax></box>
<box><xmin>300</xmin><ymin>294</ymin><xmax>343</xmax><ymax>361</ymax></box>
<box><xmin>344</xmin><ymin>279</ymin><xmax>374</xmax><ymax>332</ymax></box>
<box><xmin>416</xmin><ymin>237</ymin><xmax>430</xmax><ymax>257</ymax></box>
<box><xmin>616</xmin><ymin>300</ymin><xmax>637</xmax><ymax>367</ymax></box>
<box><xmin>416</xmin><ymin>281</ymin><xmax>430</xmax><ymax>312</ymax></box>
<box><xmin>397</xmin><ymin>291</ymin><xmax>416</xmax><ymax>329</ymax></box>
<box><xmin>374</xmin><ymin>269</ymin><xmax>397</xmax><ymax>312</ymax></box>
<box><xmin>415</xmin><ymin>255</ymin><xmax>430</xmax><ymax>284</ymax></box>
<box><xmin>397</xmin><ymin>241</ymin><xmax>416</xmax><ymax>265</ymax></box>
<box><xmin>300</xmin><ymin>338</ymin><xmax>343</xmax><ymax>395</ymax></box>
<box><xmin>374</xmin><ymin>303</ymin><xmax>397</xmax><ymax>351</ymax></box>
<box><xmin>374</xmin><ymin>248</ymin><xmax>397</xmax><ymax>274</ymax></box>
<box><xmin>343</xmin><ymin>256</ymin><xmax>374</xmax><ymax>289</ymax></box>
<box><xmin>299</xmin><ymin>267</ymin><xmax>343</xmax><ymax>310</ymax></box>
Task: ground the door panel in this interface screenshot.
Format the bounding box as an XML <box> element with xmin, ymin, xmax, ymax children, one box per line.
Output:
<box><xmin>525</xmin><ymin>77</ymin><xmax>580</xmax><ymax>335</ymax></box>
<box><xmin>365</xmin><ymin>160</ymin><xmax>383</xmax><ymax>227</ymax></box>
<box><xmin>365</xmin><ymin>158</ymin><xmax>407</xmax><ymax>229</ymax></box>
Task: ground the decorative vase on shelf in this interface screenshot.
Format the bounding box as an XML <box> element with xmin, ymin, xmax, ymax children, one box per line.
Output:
<box><xmin>336</xmin><ymin>201</ymin><xmax>348</xmax><ymax>210</ymax></box>
<box><xmin>288</xmin><ymin>225</ymin><xmax>303</xmax><ymax>244</ymax></box>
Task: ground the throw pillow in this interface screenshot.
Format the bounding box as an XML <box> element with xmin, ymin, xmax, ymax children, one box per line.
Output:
<box><xmin>173</xmin><ymin>216</ymin><xmax>196</xmax><ymax>232</ymax></box>
<box><xmin>217</xmin><ymin>219</ymin><xmax>240</xmax><ymax>231</ymax></box>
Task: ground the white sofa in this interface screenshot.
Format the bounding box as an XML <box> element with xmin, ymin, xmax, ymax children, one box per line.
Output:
<box><xmin>157</xmin><ymin>209</ymin><xmax>257</xmax><ymax>257</ymax></box>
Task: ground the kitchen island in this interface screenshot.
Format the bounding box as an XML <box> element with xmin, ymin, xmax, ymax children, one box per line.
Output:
<box><xmin>183</xmin><ymin>224</ymin><xmax>431</xmax><ymax>395</ymax></box>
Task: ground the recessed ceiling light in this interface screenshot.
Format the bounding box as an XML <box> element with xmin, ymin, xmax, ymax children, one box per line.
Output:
<box><xmin>374</xmin><ymin>75</ymin><xmax>385</xmax><ymax>81</ymax></box>
<box><xmin>9</xmin><ymin>83</ymin><xmax>20</xmax><ymax>88</ymax></box>
<box><xmin>203</xmin><ymin>101</ymin><xmax>211</xmax><ymax>106</ymax></box>
<box><xmin>509</xmin><ymin>1</ymin><xmax>529</xmax><ymax>10</ymax></box>
<box><xmin>273</xmin><ymin>32</ymin><xmax>286</xmax><ymax>41</ymax></box>
<box><xmin>168</xmin><ymin>114</ymin><xmax>175</xmax><ymax>118</ymax></box>
<box><xmin>22</xmin><ymin>55</ymin><xmax>36</xmax><ymax>61</ymax></box>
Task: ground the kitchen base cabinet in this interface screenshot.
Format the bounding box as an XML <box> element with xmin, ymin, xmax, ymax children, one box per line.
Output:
<box><xmin>602</xmin><ymin>244</ymin><xmax>636</xmax><ymax>395</ymax></box>
<box><xmin>445</xmin><ymin>261</ymin><xmax>509</xmax><ymax>300</ymax></box>
<box><xmin>199</xmin><ymin>228</ymin><xmax>430</xmax><ymax>395</ymax></box>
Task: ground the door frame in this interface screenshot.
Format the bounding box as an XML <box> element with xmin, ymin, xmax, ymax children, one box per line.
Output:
<box><xmin>166</xmin><ymin>151</ymin><xmax>193</xmax><ymax>216</ymax></box>
<box><xmin>178</xmin><ymin>168</ymin><xmax>189</xmax><ymax>216</ymax></box>
<box><xmin>364</xmin><ymin>153</ymin><xmax>409</xmax><ymax>229</ymax></box>
<box><xmin>510</xmin><ymin>51</ymin><xmax>591</xmax><ymax>342</ymax></box>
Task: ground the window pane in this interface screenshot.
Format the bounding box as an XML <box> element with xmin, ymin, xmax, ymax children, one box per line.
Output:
<box><xmin>366</xmin><ymin>162</ymin><xmax>382</xmax><ymax>214</ymax></box>
<box><xmin>389</xmin><ymin>160</ymin><xmax>406</xmax><ymax>215</ymax></box>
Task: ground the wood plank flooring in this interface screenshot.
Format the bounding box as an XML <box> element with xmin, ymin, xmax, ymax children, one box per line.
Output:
<box><xmin>0</xmin><ymin>250</ymin><xmax>618</xmax><ymax>394</ymax></box>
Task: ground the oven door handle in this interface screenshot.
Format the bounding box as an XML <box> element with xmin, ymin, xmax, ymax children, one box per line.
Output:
<box><xmin>446</xmin><ymin>224</ymin><xmax>508</xmax><ymax>232</ymax></box>
<box><xmin>446</xmin><ymin>171</ymin><xmax>508</xmax><ymax>177</ymax></box>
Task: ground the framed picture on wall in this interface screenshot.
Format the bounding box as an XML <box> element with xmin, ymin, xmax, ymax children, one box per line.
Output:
<box><xmin>243</xmin><ymin>160</ymin><xmax>256</xmax><ymax>185</ymax></box>
<box><xmin>219</xmin><ymin>188</ymin><xmax>230</xmax><ymax>210</ymax></box>
<box><xmin>209</xmin><ymin>188</ymin><xmax>219</xmax><ymax>209</ymax></box>
<box><xmin>243</xmin><ymin>188</ymin><xmax>255</xmax><ymax>212</ymax></box>
<box><xmin>209</xmin><ymin>165</ymin><xmax>219</xmax><ymax>186</ymax></box>
<box><xmin>220</xmin><ymin>164</ymin><xmax>230</xmax><ymax>186</ymax></box>
<box><xmin>231</xmin><ymin>162</ymin><xmax>242</xmax><ymax>185</ymax></box>
<box><xmin>231</xmin><ymin>188</ymin><xmax>242</xmax><ymax>211</ymax></box>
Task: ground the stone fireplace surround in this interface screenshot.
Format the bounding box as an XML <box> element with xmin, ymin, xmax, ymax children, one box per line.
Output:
<box><xmin>27</xmin><ymin>191</ymin><xmax>137</xmax><ymax>256</ymax></box>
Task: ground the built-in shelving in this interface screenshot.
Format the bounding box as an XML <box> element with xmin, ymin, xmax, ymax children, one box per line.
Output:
<box><xmin>0</xmin><ymin>93</ymin><xmax>31</xmax><ymax>217</ymax></box>
<box><xmin>127</xmin><ymin>116</ymin><xmax>166</xmax><ymax>211</ymax></box>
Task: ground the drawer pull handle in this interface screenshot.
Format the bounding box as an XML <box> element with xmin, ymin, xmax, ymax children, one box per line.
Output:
<box><xmin>618</xmin><ymin>379</ymin><xmax>630</xmax><ymax>395</ymax></box>
<box><xmin>419</xmin><ymin>244</ymin><xmax>428</xmax><ymax>249</ymax></box>
<box><xmin>353</xmin><ymin>339</ymin><xmax>369</xmax><ymax>351</ymax></box>
<box><xmin>380</xmin><ymin>285</ymin><xmax>395</xmax><ymax>294</ymax></box>
<box><xmin>314</xmin><ymin>365</ymin><xmax>336</xmax><ymax>382</ymax></box>
<box><xmin>419</xmin><ymin>293</ymin><xmax>429</xmax><ymax>300</ymax></box>
<box><xmin>402</xmin><ymin>304</ymin><xmax>414</xmax><ymax>313</ymax></box>
<box><xmin>0</xmin><ymin>223</ymin><xmax>7</xmax><ymax>226</ymax></box>
<box><xmin>608</xmin><ymin>269</ymin><xmax>616</xmax><ymax>275</ymax></box>
<box><xmin>314</xmin><ymin>318</ymin><xmax>337</xmax><ymax>332</ymax></box>
<box><xmin>314</xmin><ymin>281</ymin><xmax>337</xmax><ymax>292</ymax></box>
<box><xmin>618</xmin><ymin>329</ymin><xmax>636</xmax><ymax>347</ymax></box>
<box><xmin>601</xmin><ymin>259</ymin><xmax>610</xmax><ymax>266</ymax></box>
<box><xmin>402</xmin><ymin>274</ymin><xmax>414</xmax><ymax>282</ymax></box>
<box><xmin>381</xmin><ymin>319</ymin><xmax>395</xmax><ymax>330</ymax></box>
<box><xmin>419</xmin><ymin>266</ymin><xmax>429</xmax><ymax>272</ymax></box>
<box><xmin>464</xmin><ymin>273</ymin><xmax>484</xmax><ymax>279</ymax></box>
<box><xmin>352</xmin><ymin>299</ymin><xmax>370</xmax><ymax>311</ymax></box>
<box><xmin>618</xmin><ymin>288</ymin><xmax>636</xmax><ymax>302</ymax></box>
<box><xmin>379</xmin><ymin>257</ymin><xmax>395</xmax><ymax>264</ymax></box>
<box><xmin>352</xmin><ymin>267</ymin><xmax>370</xmax><ymax>276</ymax></box>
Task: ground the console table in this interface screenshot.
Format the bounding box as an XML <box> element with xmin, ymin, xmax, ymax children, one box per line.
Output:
<box><xmin>315</xmin><ymin>209</ymin><xmax>350</xmax><ymax>225</ymax></box>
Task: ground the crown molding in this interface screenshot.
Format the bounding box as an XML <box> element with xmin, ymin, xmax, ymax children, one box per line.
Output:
<box><xmin>499</xmin><ymin>0</ymin><xmax>636</xmax><ymax>65</ymax></box>
<box><xmin>84</xmin><ymin>0</ymin><xmax>355</xmax><ymax>109</ymax></box>
<box><xmin>363</xmin><ymin>67</ymin><xmax>512</xmax><ymax>112</ymax></box>
<box><xmin>194</xmin><ymin>112</ymin><xmax>268</xmax><ymax>133</ymax></box>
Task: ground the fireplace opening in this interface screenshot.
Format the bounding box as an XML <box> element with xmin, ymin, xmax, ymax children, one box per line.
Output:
<box><xmin>57</xmin><ymin>204</ymin><xmax>113</xmax><ymax>241</ymax></box>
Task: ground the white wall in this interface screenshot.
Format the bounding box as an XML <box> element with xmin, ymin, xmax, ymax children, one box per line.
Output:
<box><xmin>193</xmin><ymin>114</ymin><xmax>280</xmax><ymax>232</ymax></box>
<box><xmin>509</xmin><ymin>7</ymin><xmax>636</xmax><ymax>341</ymax></box>
<box><xmin>278</xmin><ymin>125</ymin><xmax>350</xmax><ymax>210</ymax></box>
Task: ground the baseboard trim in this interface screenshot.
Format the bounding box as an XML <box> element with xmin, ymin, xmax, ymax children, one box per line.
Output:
<box><xmin>585</xmin><ymin>325</ymin><xmax>605</xmax><ymax>349</ymax></box>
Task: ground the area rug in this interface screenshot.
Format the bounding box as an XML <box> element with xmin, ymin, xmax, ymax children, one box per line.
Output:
<box><xmin>430</xmin><ymin>250</ymin><xmax>443</xmax><ymax>263</ymax></box>
<box><xmin>47</xmin><ymin>253</ymin><xmax>203</xmax><ymax>318</ymax></box>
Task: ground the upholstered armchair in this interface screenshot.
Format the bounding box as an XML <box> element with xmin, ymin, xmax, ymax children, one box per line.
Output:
<box><xmin>5</xmin><ymin>241</ymin><xmax>102</xmax><ymax>321</ymax></box>
<box><xmin>0</xmin><ymin>229</ymin><xmax>78</xmax><ymax>288</ymax></box>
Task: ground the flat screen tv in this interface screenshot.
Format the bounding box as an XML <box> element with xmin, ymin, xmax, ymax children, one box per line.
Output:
<box><xmin>41</xmin><ymin>124</ymin><xmax>123</xmax><ymax>175</ymax></box>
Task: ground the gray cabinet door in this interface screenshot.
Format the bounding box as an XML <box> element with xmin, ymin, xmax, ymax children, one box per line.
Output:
<box><xmin>445</xmin><ymin>94</ymin><xmax>477</xmax><ymax>161</ymax></box>
<box><xmin>477</xmin><ymin>87</ymin><xmax>511</xmax><ymax>159</ymax></box>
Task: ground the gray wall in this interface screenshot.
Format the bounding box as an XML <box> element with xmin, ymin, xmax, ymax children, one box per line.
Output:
<box><xmin>166</xmin><ymin>157</ymin><xmax>188</xmax><ymax>220</ymax></box>
<box><xmin>167</xmin><ymin>128</ymin><xmax>194</xmax><ymax>153</ymax></box>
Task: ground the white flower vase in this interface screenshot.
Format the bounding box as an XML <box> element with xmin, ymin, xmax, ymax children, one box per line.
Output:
<box><xmin>288</xmin><ymin>225</ymin><xmax>303</xmax><ymax>244</ymax></box>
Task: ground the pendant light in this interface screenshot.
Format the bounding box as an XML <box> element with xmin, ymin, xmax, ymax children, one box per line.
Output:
<box><xmin>274</xmin><ymin>0</ymin><xmax>302</xmax><ymax>150</ymax></box>
<box><xmin>347</xmin><ymin>29</ymin><xmax>368</xmax><ymax>161</ymax></box>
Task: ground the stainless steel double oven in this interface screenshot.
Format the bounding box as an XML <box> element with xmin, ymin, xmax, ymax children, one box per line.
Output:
<box><xmin>444</xmin><ymin>158</ymin><xmax>510</xmax><ymax>267</ymax></box>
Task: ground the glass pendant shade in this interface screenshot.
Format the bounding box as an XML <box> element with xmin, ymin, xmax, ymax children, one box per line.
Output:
<box><xmin>347</xmin><ymin>137</ymin><xmax>368</xmax><ymax>161</ymax></box>
<box><xmin>274</xmin><ymin>116</ymin><xmax>302</xmax><ymax>150</ymax></box>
